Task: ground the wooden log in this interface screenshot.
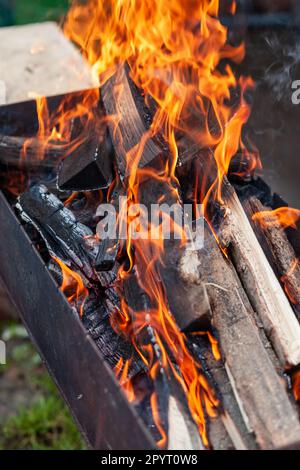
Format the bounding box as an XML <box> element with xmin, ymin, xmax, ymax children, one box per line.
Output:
<box><xmin>137</xmin><ymin>176</ymin><xmax>212</xmax><ymax>332</ymax></box>
<box><xmin>95</xmin><ymin>186</ymin><xmax>123</xmax><ymax>272</ymax></box>
<box><xmin>220</xmin><ymin>178</ymin><xmax>300</xmax><ymax>368</ymax></box>
<box><xmin>191</xmin><ymin>335</ymin><xmax>257</xmax><ymax>450</ymax></box>
<box><xmin>101</xmin><ymin>64</ymin><xmax>166</xmax><ymax>178</ymax></box>
<box><xmin>183</xmin><ymin>220</ymin><xmax>300</xmax><ymax>449</ymax></box>
<box><xmin>0</xmin><ymin>134</ymin><xmax>64</xmax><ymax>168</ymax></box>
<box><xmin>57</xmin><ymin>131</ymin><xmax>113</xmax><ymax>191</ymax></box>
<box><xmin>245</xmin><ymin>197</ymin><xmax>300</xmax><ymax>309</ymax></box>
<box><xmin>17</xmin><ymin>184</ymin><xmax>99</xmax><ymax>283</ymax></box>
<box><xmin>167</xmin><ymin>395</ymin><xmax>205</xmax><ymax>450</ymax></box>
<box><xmin>123</xmin><ymin>269</ymin><xmax>209</xmax><ymax>450</ymax></box>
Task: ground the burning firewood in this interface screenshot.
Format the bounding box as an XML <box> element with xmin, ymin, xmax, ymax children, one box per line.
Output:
<box><xmin>245</xmin><ymin>197</ymin><xmax>300</xmax><ymax>311</ymax></box>
<box><xmin>101</xmin><ymin>64</ymin><xmax>166</xmax><ymax>178</ymax></box>
<box><xmin>219</xmin><ymin>178</ymin><xmax>300</xmax><ymax>368</ymax></box>
<box><xmin>16</xmin><ymin>184</ymin><xmax>99</xmax><ymax>282</ymax></box>
<box><xmin>0</xmin><ymin>134</ymin><xmax>63</xmax><ymax>169</ymax></box>
<box><xmin>186</xmin><ymin>220</ymin><xmax>300</xmax><ymax>449</ymax></box>
<box><xmin>57</xmin><ymin>117</ymin><xmax>114</xmax><ymax>191</ymax></box>
<box><xmin>94</xmin><ymin>185</ymin><xmax>123</xmax><ymax>272</ymax></box>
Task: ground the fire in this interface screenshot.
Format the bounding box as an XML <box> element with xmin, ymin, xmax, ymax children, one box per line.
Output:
<box><xmin>63</xmin><ymin>0</ymin><xmax>255</xmax><ymax>447</ymax></box>
<box><xmin>64</xmin><ymin>0</ymin><xmax>257</xmax><ymax>202</ymax></box>
<box><xmin>281</xmin><ymin>258</ymin><xmax>300</xmax><ymax>305</ymax></box>
<box><xmin>53</xmin><ymin>256</ymin><xmax>89</xmax><ymax>317</ymax></box>
<box><xmin>114</xmin><ymin>358</ymin><xmax>136</xmax><ymax>402</ymax></box>
<box><xmin>253</xmin><ymin>207</ymin><xmax>300</xmax><ymax>230</ymax></box>
<box><xmin>21</xmin><ymin>89</ymin><xmax>100</xmax><ymax>165</ymax></box>
<box><xmin>291</xmin><ymin>370</ymin><xmax>300</xmax><ymax>402</ymax></box>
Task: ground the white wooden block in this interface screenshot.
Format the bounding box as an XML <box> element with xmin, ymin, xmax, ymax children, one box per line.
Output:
<box><xmin>0</xmin><ymin>22</ymin><xmax>96</xmax><ymax>104</ymax></box>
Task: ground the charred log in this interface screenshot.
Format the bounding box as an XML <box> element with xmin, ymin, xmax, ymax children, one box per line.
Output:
<box><xmin>16</xmin><ymin>184</ymin><xmax>98</xmax><ymax>282</ymax></box>
<box><xmin>0</xmin><ymin>134</ymin><xmax>64</xmax><ymax>169</ymax></box>
<box><xmin>101</xmin><ymin>64</ymin><xmax>167</xmax><ymax>178</ymax></box>
<box><xmin>57</xmin><ymin>128</ymin><xmax>114</xmax><ymax>191</ymax></box>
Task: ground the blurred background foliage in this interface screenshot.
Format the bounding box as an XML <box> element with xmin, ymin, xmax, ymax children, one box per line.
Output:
<box><xmin>0</xmin><ymin>0</ymin><xmax>69</xmax><ymax>27</ymax></box>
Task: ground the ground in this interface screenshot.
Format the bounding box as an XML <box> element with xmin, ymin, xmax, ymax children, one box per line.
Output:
<box><xmin>0</xmin><ymin>321</ymin><xmax>85</xmax><ymax>450</ymax></box>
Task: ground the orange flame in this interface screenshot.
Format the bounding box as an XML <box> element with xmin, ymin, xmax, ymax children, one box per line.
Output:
<box><xmin>21</xmin><ymin>89</ymin><xmax>101</xmax><ymax>165</ymax></box>
<box><xmin>64</xmin><ymin>0</ymin><xmax>257</xmax><ymax>201</ymax></box>
<box><xmin>53</xmin><ymin>257</ymin><xmax>89</xmax><ymax>317</ymax></box>
<box><xmin>291</xmin><ymin>370</ymin><xmax>300</xmax><ymax>402</ymax></box>
<box><xmin>252</xmin><ymin>207</ymin><xmax>300</xmax><ymax>230</ymax></box>
<box><xmin>114</xmin><ymin>357</ymin><xmax>136</xmax><ymax>402</ymax></box>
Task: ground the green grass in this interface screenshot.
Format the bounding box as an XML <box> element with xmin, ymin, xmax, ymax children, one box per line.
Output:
<box><xmin>0</xmin><ymin>395</ymin><xmax>85</xmax><ymax>450</ymax></box>
<box><xmin>0</xmin><ymin>0</ymin><xmax>70</xmax><ymax>26</ymax></box>
<box><xmin>14</xmin><ymin>0</ymin><xmax>69</xmax><ymax>25</ymax></box>
<box><xmin>0</xmin><ymin>322</ymin><xmax>86</xmax><ymax>450</ymax></box>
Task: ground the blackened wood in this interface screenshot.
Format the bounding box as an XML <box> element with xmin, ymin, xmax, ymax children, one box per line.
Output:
<box><xmin>101</xmin><ymin>64</ymin><xmax>166</xmax><ymax>178</ymax></box>
<box><xmin>220</xmin><ymin>178</ymin><xmax>300</xmax><ymax>367</ymax></box>
<box><xmin>95</xmin><ymin>186</ymin><xmax>123</xmax><ymax>272</ymax></box>
<box><xmin>82</xmin><ymin>292</ymin><xmax>145</xmax><ymax>378</ymax></box>
<box><xmin>191</xmin><ymin>220</ymin><xmax>300</xmax><ymax>449</ymax></box>
<box><xmin>17</xmin><ymin>184</ymin><xmax>98</xmax><ymax>282</ymax></box>
<box><xmin>57</xmin><ymin>129</ymin><xmax>114</xmax><ymax>191</ymax></box>
<box><xmin>95</xmin><ymin>238</ymin><xmax>119</xmax><ymax>272</ymax></box>
<box><xmin>122</xmin><ymin>269</ymin><xmax>170</xmax><ymax>447</ymax></box>
<box><xmin>123</xmin><ymin>270</ymin><xmax>204</xmax><ymax>449</ymax></box>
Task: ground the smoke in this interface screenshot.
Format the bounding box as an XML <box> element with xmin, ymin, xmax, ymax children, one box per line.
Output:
<box><xmin>262</xmin><ymin>33</ymin><xmax>300</xmax><ymax>105</ymax></box>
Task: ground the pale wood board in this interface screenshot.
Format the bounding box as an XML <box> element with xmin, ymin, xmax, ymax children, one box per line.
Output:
<box><xmin>0</xmin><ymin>22</ymin><xmax>96</xmax><ymax>104</ymax></box>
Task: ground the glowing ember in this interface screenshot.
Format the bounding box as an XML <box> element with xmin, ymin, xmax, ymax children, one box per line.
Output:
<box><xmin>292</xmin><ymin>370</ymin><xmax>300</xmax><ymax>402</ymax></box>
<box><xmin>53</xmin><ymin>257</ymin><xmax>89</xmax><ymax>318</ymax></box>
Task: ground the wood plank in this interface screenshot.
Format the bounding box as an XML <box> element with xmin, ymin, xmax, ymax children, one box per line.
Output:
<box><xmin>0</xmin><ymin>22</ymin><xmax>95</xmax><ymax>104</ymax></box>
<box><xmin>220</xmin><ymin>179</ymin><xmax>300</xmax><ymax>367</ymax></box>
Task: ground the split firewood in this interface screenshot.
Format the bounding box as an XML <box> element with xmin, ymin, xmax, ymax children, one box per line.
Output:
<box><xmin>101</xmin><ymin>64</ymin><xmax>166</xmax><ymax>178</ymax></box>
<box><xmin>191</xmin><ymin>335</ymin><xmax>257</xmax><ymax>450</ymax></box>
<box><xmin>137</xmin><ymin>176</ymin><xmax>212</xmax><ymax>332</ymax></box>
<box><xmin>244</xmin><ymin>197</ymin><xmax>300</xmax><ymax>310</ymax></box>
<box><xmin>220</xmin><ymin>178</ymin><xmax>300</xmax><ymax>368</ymax></box>
<box><xmin>123</xmin><ymin>269</ymin><xmax>209</xmax><ymax>449</ymax></box>
<box><xmin>167</xmin><ymin>396</ymin><xmax>205</xmax><ymax>450</ymax></box>
<box><xmin>181</xmin><ymin>220</ymin><xmax>300</xmax><ymax>449</ymax></box>
<box><xmin>57</xmin><ymin>122</ymin><xmax>113</xmax><ymax>191</ymax></box>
